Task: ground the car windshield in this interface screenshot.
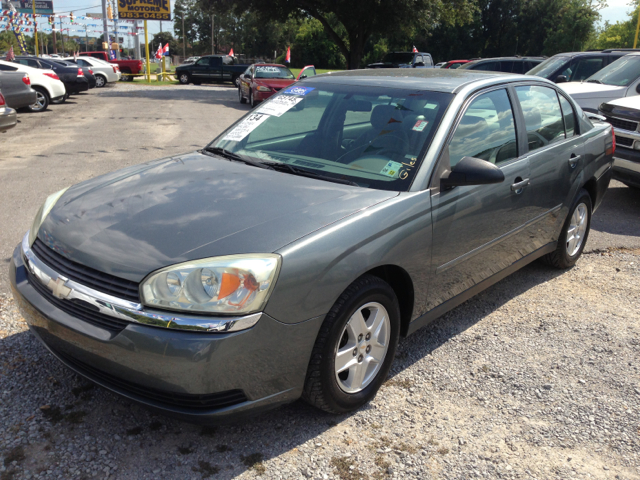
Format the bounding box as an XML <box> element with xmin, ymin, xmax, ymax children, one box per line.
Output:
<box><xmin>527</xmin><ymin>56</ymin><xmax>570</xmax><ymax>77</ymax></box>
<box><xmin>586</xmin><ymin>55</ymin><xmax>640</xmax><ymax>86</ymax></box>
<box><xmin>210</xmin><ymin>83</ymin><xmax>452</xmax><ymax>191</ymax></box>
<box><xmin>254</xmin><ymin>65</ymin><xmax>295</xmax><ymax>79</ymax></box>
<box><xmin>381</xmin><ymin>53</ymin><xmax>415</xmax><ymax>64</ymax></box>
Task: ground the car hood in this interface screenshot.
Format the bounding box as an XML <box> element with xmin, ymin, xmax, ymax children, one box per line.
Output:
<box><xmin>559</xmin><ymin>81</ymin><xmax>626</xmax><ymax>98</ymax></box>
<box><xmin>39</xmin><ymin>152</ymin><xmax>397</xmax><ymax>282</ymax></box>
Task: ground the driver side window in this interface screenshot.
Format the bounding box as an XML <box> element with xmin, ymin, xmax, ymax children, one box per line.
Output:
<box><xmin>448</xmin><ymin>89</ymin><xmax>517</xmax><ymax>167</ymax></box>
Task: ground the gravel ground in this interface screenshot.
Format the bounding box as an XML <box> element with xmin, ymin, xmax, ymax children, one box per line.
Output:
<box><xmin>1</xmin><ymin>248</ymin><xmax>638</xmax><ymax>480</ymax></box>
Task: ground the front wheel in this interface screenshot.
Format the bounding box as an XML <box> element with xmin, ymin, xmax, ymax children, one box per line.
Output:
<box><xmin>178</xmin><ymin>72</ymin><xmax>190</xmax><ymax>85</ymax></box>
<box><xmin>543</xmin><ymin>188</ymin><xmax>592</xmax><ymax>269</ymax></box>
<box><xmin>28</xmin><ymin>87</ymin><xmax>49</xmax><ymax>112</ymax></box>
<box><xmin>249</xmin><ymin>89</ymin><xmax>255</xmax><ymax>108</ymax></box>
<box><xmin>302</xmin><ymin>275</ymin><xmax>401</xmax><ymax>414</ymax></box>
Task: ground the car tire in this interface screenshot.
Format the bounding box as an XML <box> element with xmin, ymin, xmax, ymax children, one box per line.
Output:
<box><xmin>28</xmin><ymin>87</ymin><xmax>49</xmax><ymax>112</ymax></box>
<box><xmin>543</xmin><ymin>188</ymin><xmax>592</xmax><ymax>269</ymax></box>
<box><xmin>302</xmin><ymin>274</ymin><xmax>401</xmax><ymax>414</ymax></box>
<box><xmin>238</xmin><ymin>87</ymin><xmax>246</xmax><ymax>104</ymax></box>
<box><xmin>250</xmin><ymin>89</ymin><xmax>255</xmax><ymax>108</ymax></box>
<box><xmin>178</xmin><ymin>73</ymin><xmax>190</xmax><ymax>85</ymax></box>
<box><xmin>95</xmin><ymin>75</ymin><xmax>106</xmax><ymax>88</ymax></box>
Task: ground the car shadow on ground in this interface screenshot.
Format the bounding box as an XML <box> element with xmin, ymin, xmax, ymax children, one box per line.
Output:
<box><xmin>0</xmin><ymin>259</ymin><xmax>568</xmax><ymax>478</ymax></box>
<box><xmin>97</xmin><ymin>86</ymin><xmax>250</xmax><ymax>111</ymax></box>
<box><xmin>590</xmin><ymin>181</ymin><xmax>640</xmax><ymax>239</ymax></box>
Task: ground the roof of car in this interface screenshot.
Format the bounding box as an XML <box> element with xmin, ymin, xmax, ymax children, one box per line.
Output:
<box><xmin>252</xmin><ymin>63</ymin><xmax>287</xmax><ymax>67</ymax></box>
<box><xmin>308</xmin><ymin>68</ymin><xmax>532</xmax><ymax>93</ymax></box>
<box><xmin>466</xmin><ymin>56</ymin><xmax>546</xmax><ymax>63</ymax></box>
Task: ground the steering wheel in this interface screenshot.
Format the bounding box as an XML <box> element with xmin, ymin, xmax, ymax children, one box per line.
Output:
<box><xmin>336</xmin><ymin>132</ymin><xmax>408</xmax><ymax>164</ymax></box>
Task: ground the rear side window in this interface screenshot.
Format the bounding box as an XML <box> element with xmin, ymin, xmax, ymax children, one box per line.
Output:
<box><xmin>558</xmin><ymin>95</ymin><xmax>577</xmax><ymax>137</ymax></box>
<box><xmin>500</xmin><ymin>61</ymin><xmax>515</xmax><ymax>73</ymax></box>
<box><xmin>449</xmin><ymin>89</ymin><xmax>518</xmax><ymax>166</ymax></box>
<box><xmin>515</xmin><ymin>86</ymin><xmax>566</xmax><ymax>151</ymax></box>
<box><xmin>0</xmin><ymin>63</ymin><xmax>18</xmax><ymax>71</ymax></box>
<box><xmin>472</xmin><ymin>61</ymin><xmax>500</xmax><ymax>71</ymax></box>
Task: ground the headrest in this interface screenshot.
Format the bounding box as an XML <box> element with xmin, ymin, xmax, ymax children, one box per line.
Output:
<box><xmin>371</xmin><ymin>104</ymin><xmax>401</xmax><ymax>130</ymax></box>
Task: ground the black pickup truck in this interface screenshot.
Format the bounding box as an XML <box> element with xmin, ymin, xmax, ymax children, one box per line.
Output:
<box><xmin>367</xmin><ymin>52</ymin><xmax>434</xmax><ymax>69</ymax></box>
<box><xmin>175</xmin><ymin>55</ymin><xmax>249</xmax><ymax>86</ymax></box>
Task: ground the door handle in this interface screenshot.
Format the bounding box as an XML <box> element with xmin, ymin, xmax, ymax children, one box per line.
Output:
<box><xmin>569</xmin><ymin>155</ymin><xmax>581</xmax><ymax>168</ymax></box>
<box><xmin>511</xmin><ymin>178</ymin><xmax>530</xmax><ymax>193</ymax></box>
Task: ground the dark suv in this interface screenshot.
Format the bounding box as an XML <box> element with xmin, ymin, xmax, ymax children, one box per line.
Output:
<box><xmin>366</xmin><ymin>52</ymin><xmax>434</xmax><ymax>68</ymax></box>
<box><xmin>458</xmin><ymin>56</ymin><xmax>545</xmax><ymax>74</ymax></box>
<box><xmin>526</xmin><ymin>49</ymin><xmax>640</xmax><ymax>83</ymax></box>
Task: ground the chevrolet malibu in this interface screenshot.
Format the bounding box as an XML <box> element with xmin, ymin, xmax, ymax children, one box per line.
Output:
<box><xmin>10</xmin><ymin>69</ymin><xmax>614</xmax><ymax>423</ymax></box>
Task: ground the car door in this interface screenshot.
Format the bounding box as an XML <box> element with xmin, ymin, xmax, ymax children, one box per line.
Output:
<box><xmin>569</xmin><ymin>57</ymin><xmax>604</xmax><ymax>82</ymax></box>
<box><xmin>297</xmin><ymin>66</ymin><xmax>317</xmax><ymax>80</ymax></box>
<box><xmin>209</xmin><ymin>56</ymin><xmax>223</xmax><ymax>81</ymax></box>
<box><xmin>191</xmin><ymin>57</ymin><xmax>210</xmax><ymax>81</ymax></box>
<box><xmin>513</xmin><ymin>84</ymin><xmax>584</xmax><ymax>240</ymax></box>
<box><xmin>427</xmin><ymin>87</ymin><xmax>534</xmax><ymax>311</ymax></box>
<box><xmin>240</xmin><ymin>66</ymin><xmax>252</xmax><ymax>96</ymax></box>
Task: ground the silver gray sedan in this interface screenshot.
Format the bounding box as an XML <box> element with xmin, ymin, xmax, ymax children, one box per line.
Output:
<box><xmin>10</xmin><ymin>69</ymin><xmax>614</xmax><ymax>423</ymax></box>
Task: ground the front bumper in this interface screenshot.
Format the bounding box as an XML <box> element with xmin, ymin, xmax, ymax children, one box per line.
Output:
<box><xmin>9</xmin><ymin>243</ymin><xmax>323</xmax><ymax>423</ymax></box>
<box><xmin>0</xmin><ymin>107</ymin><xmax>17</xmax><ymax>132</ymax></box>
<box><xmin>612</xmin><ymin>146</ymin><xmax>640</xmax><ymax>188</ymax></box>
<box><xmin>254</xmin><ymin>90</ymin><xmax>276</xmax><ymax>102</ymax></box>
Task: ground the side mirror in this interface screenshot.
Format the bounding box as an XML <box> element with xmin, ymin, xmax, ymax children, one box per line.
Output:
<box><xmin>555</xmin><ymin>75</ymin><xmax>568</xmax><ymax>84</ymax></box>
<box><xmin>299</xmin><ymin>74</ymin><xmax>307</xmax><ymax>80</ymax></box>
<box><xmin>635</xmin><ymin>83</ymin><xmax>640</xmax><ymax>94</ymax></box>
<box><xmin>242</xmin><ymin>73</ymin><xmax>250</xmax><ymax>79</ymax></box>
<box><xmin>440</xmin><ymin>156</ymin><xmax>505</xmax><ymax>188</ymax></box>
<box><xmin>414</xmin><ymin>62</ymin><xmax>425</xmax><ymax>67</ymax></box>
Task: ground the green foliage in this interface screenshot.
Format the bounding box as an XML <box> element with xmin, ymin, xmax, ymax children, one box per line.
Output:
<box><xmin>289</xmin><ymin>18</ymin><xmax>346</xmax><ymax>68</ymax></box>
<box><xmin>590</xmin><ymin>1</ymin><xmax>640</xmax><ymax>49</ymax></box>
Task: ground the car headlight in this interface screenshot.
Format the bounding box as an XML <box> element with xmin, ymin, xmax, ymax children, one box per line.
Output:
<box><xmin>141</xmin><ymin>254</ymin><xmax>281</xmax><ymax>314</ymax></box>
<box><xmin>28</xmin><ymin>187</ymin><xmax>69</xmax><ymax>246</ymax></box>
<box><xmin>256</xmin><ymin>85</ymin><xmax>271</xmax><ymax>92</ymax></box>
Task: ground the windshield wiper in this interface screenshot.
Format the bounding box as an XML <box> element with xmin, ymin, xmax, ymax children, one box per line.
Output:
<box><xmin>586</xmin><ymin>79</ymin><xmax>603</xmax><ymax>84</ymax></box>
<box><xmin>263</xmin><ymin>162</ymin><xmax>361</xmax><ymax>187</ymax></box>
<box><xmin>202</xmin><ymin>147</ymin><xmax>274</xmax><ymax>170</ymax></box>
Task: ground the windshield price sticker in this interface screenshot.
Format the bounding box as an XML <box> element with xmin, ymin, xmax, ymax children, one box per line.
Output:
<box><xmin>223</xmin><ymin>114</ymin><xmax>270</xmax><ymax>142</ymax></box>
<box><xmin>257</xmin><ymin>96</ymin><xmax>304</xmax><ymax>117</ymax></box>
<box><xmin>255</xmin><ymin>66</ymin><xmax>280</xmax><ymax>73</ymax></box>
<box><xmin>412</xmin><ymin>120</ymin><xmax>429</xmax><ymax>132</ymax></box>
<box><xmin>283</xmin><ymin>86</ymin><xmax>315</xmax><ymax>96</ymax></box>
<box><xmin>380</xmin><ymin>161</ymin><xmax>404</xmax><ymax>178</ymax></box>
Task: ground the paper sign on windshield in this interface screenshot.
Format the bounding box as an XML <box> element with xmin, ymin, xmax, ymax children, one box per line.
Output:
<box><xmin>257</xmin><ymin>96</ymin><xmax>304</xmax><ymax>117</ymax></box>
<box><xmin>223</xmin><ymin>114</ymin><xmax>269</xmax><ymax>142</ymax></box>
<box><xmin>283</xmin><ymin>86</ymin><xmax>315</xmax><ymax>96</ymax></box>
<box><xmin>380</xmin><ymin>161</ymin><xmax>403</xmax><ymax>178</ymax></box>
<box><xmin>255</xmin><ymin>66</ymin><xmax>281</xmax><ymax>73</ymax></box>
<box><xmin>412</xmin><ymin>120</ymin><xmax>429</xmax><ymax>132</ymax></box>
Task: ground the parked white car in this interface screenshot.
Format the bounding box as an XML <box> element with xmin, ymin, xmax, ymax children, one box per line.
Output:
<box><xmin>0</xmin><ymin>60</ymin><xmax>66</xmax><ymax>112</ymax></box>
<box><xmin>559</xmin><ymin>53</ymin><xmax>640</xmax><ymax>112</ymax></box>
<box><xmin>63</xmin><ymin>56</ymin><xmax>120</xmax><ymax>87</ymax></box>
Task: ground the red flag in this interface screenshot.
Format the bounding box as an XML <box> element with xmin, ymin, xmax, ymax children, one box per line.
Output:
<box><xmin>6</xmin><ymin>45</ymin><xmax>15</xmax><ymax>61</ymax></box>
<box><xmin>412</xmin><ymin>45</ymin><xmax>418</xmax><ymax>53</ymax></box>
<box><xmin>155</xmin><ymin>44</ymin><xmax>163</xmax><ymax>59</ymax></box>
<box><xmin>285</xmin><ymin>46</ymin><xmax>291</xmax><ymax>63</ymax></box>
<box><xmin>228</xmin><ymin>48</ymin><xmax>234</xmax><ymax>56</ymax></box>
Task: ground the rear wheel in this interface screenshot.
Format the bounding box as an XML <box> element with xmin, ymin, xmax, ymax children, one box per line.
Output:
<box><xmin>238</xmin><ymin>87</ymin><xmax>246</xmax><ymax>104</ymax></box>
<box><xmin>178</xmin><ymin>72</ymin><xmax>190</xmax><ymax>85</ymax></box>
<box><xmin>302</xmin><ymin>275</ymin><xmax>401</xmax><ymax>414</ymax></box>
<box><xmin>543</xmin><ymin>188</ymin><xmax>592</xmax><ymax>269</ymax></box>
<box><xmin>28</xmin><ymin>87</ymin><xmax>49</xmax><ymax>112</ymax></box>
<box><xmin>95</xmin><ymin>75</ymin><xmax>106</xmax><ymax>88</ymax></box>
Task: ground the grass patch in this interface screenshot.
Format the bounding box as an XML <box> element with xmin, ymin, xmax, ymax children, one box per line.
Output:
<box><xmin>192</xmin><ymin>460</ymin><xmax>219</xmax><ymax>478</ymax></box>
<box><xmin>126</xmin><ymin>426</ymin><xmax>143</xmax><ymax>436</ymax></box>
<box><xmin>374</xmin><ymin>455</ymin><xmax>390</xmax><ymax>469</ymax></box>
<box><xmin>330</xmin><ymin>456</ymin><xmax>369</xmax><ymax>480</ymax></box>
<box><xmin>289</xmin><ymin>68</ymin><xmax>343</xmax><ymax>78</ymax></box>
<box><xmin>3</xmin><ymin>446</ymin><xmax>25</xmax><ymax>466</ymax></box>
<box><xmin>241</xmin><ymin>453</ymin><xmax>266</xmax><ymax>474</ymax></box>
<box><xmin>395</xmin><ymin>442</ymin><xmax>417</xmax><ymax>454</ymax></box>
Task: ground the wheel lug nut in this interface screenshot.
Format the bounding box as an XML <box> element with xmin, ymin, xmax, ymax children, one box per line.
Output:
<box><xmin>357</xmin><ymin>354</ymin><xmax>363</xmax><ymax>363</ymax></box>
<box><xmin>366</xmin><ymin>345</ymin><xmax>371</xmax><ymax>353</ymax></box>
<box><xmin>352</xmin><ymin>348</ymin><xmax>358</xmax><ymax>356</ymax></box>
<box><xmin>366</xmin><ymin>333</ymin><xmax>371</xmax><ymax>340</ymax></box>
<box><xmin>358</xmin><ymin>334</ymin><xmax>363</xmax><ymax>342</ymax></box>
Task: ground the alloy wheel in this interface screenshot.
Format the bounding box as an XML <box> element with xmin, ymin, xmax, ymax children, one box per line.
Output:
<box><xmin>566</xmin><ymin>203</ymin><xmax>588</xmax><ymax>257</ymax></box>
<box><xmin>334</xmin><ymin>302</ymin><xmax>390</xmax><ymax>394</ymax></box>
<box><xmin>95</xmin><ymin>76</ymin><xmax>106</xmax><ymax>87</ymax></box>
<box><xmin>31</xmin><ymin>91</ymin><xmax>46</xmax><ymax>111</ymax></box>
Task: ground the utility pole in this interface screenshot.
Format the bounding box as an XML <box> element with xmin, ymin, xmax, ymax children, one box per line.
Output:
<box><xmin>32</xmin><ymin>0</ymin><xmax>38</xmax><ymax>56</ymax></box>
<box><xmin>101</xmin><ymin>0</ymin><xmax>109</xmax><ymax>56</ymax></box>
<box><xmin>52</xmin><ymin>19</ymin><xmax>57</xmax><ymax>53</ymax></box>
<box><xmin>182</xmin><ymin>14</ymin><xmax>185</xmax><ymax>59</ymax></box>
<box><xmin>111</xmin><ymin>0</ymin><xmax>119</xmax><ymax>59</ymax></box>
<box><xmin>85</xmin><ymin>27</ymin><xmax>88</xmax><ymax>52</ymax></box>
<box><xmin>211</xmin><ymin>13</ymin><xmax>214</xmax><ymax>54</ymax></box>
<box><xmin>59</xmin><ymin>17</ymin><xmax>65</xmax><ymax>55</ymax></box>
<box><xmin>134</xmin><ymin>20</ymin><xmax>140</xmax><ymax>59</ymax></box>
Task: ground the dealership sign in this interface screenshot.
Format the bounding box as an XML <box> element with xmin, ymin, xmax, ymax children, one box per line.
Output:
<box><xmin>118</xmin><ymin>0</ymin><xmax>170</xmax><ymax>20</ymax></box>
<box><xmin>1</xmin><ymin>0</ymin><xmax>54</xmax><ymax>14</ymax></box>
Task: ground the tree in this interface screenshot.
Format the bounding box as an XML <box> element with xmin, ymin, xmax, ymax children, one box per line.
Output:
<box><xmin>205</xmin><ymin>0</ymin><xmax>476</xmax><ymax>69</ymax></box>
<box><xmin>151</xmin><ymin>31</ymin><xmax>179</xmax><ymax>55</ymax></box>
<box><xmin>590</xmin><ymin>0</ymin><xmax>639</xmax><ymax>49</ymax></box>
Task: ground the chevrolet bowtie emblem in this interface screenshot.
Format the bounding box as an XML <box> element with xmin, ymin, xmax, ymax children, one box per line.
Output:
<box><xmin>47</xmin><ymin>276</ymin><xmax>72</xmax><ymax>299</ymax></box>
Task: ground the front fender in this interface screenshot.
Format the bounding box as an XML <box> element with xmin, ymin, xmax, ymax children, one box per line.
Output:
<box><xmin>265</xmin><ymin>191</ymin><xmax>434</xmax><ymax>324</ymax></box>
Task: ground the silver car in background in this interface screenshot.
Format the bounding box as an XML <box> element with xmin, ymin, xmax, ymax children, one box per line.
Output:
<box><xmin>64</xmin><ymin>56</ymin><xmax>121</xmax><ymax>87</ymax></box>
<box><xmin>10</xmin><ymin>69</ymin><xmax>614</xmax><ymax>423</ymax></box>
